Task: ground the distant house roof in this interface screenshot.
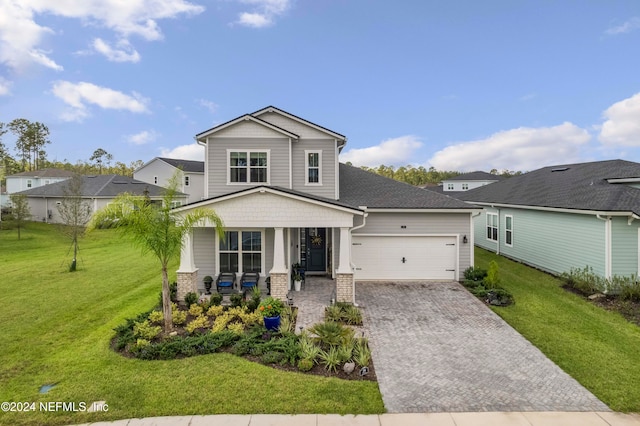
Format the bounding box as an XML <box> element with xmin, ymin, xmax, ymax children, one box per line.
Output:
<box><xmin>338</xmin><ymin>163</ymin><xmax>477</xmax><ymax>210</ymax></box>
<box><xmin>7</xmin><ymin>168</ymin><xmax>76</xmax><ymax>178</ymax></box>
<box><xmin>157</xmin><ymin>157</ymin><xmax>204</xmax><ymax>173</ymax></box>
<box><xmin>17</xmin><ymin>175</ymin><xmax>185</xmax><ymax>198</ymax></box>
<box><xmin>458</xmin><ymin>159</ymin><xmax>640</xmax><ymax>216</ymax></box>
<box><xmin>445</xmin><ymin>171</ymin><xmax>504</xmax><ymax>182</ymax></box>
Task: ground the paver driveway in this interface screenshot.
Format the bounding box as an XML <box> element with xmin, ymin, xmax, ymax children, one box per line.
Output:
<box><xmin>356</xmin><ymin>281</ymin><xmax>609</xmax><ymax>413</ymax></box>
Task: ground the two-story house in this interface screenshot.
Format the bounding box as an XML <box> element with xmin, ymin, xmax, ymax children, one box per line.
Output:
<box><xmin>134</xmin><ymin>157</ymin><xmax>205</xmax><ymax>204</ymax></box>
<box><xmin>427</xmin><ymin>171</ymin><xmax>503</xmax><ymax>196</ymax></box>
<box><xmin>174</xmin><ymin>106</ymin><xmax>479</xmax><ymax>303</ymax></box>
<box><xmin>4</xmin><ymin>169</ymin><xmax>75</xmax><ymax>207</ymax></box>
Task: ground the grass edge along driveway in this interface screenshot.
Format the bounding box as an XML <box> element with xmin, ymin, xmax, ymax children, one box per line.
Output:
<box><xmin>0</xmin><ymin>223</ymin><xmax>383</xmax><ymax>426</ymax></box>
<box><xmin>476</xmin><ymin>248</ymin><xmax>640</xmax><ymax>412</ymax></box>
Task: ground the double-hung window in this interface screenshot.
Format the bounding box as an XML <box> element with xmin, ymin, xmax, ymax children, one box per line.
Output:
<box><xmin>305</xmin><ymin>150</ymin><xmax>322</xmax><ymax>185</ymax></box>
<box><xmin>219</xmin><ymin>231</ymin><xmax>262</xmax><ymax>273</ymax></box>
<box><xmin>447</xmin><ymin>183</ymin><xmax>454</xmax><ymax>190</ymax></box>
<box><xmin>505</xmin><ymin>215</ymin><xmax>513</xmax><ymax>246</ymax></box>
<box><xmin>229</xmin><ymin>151</ymin><xmax>268</xmax><ymax>184</ymax></box>
<box><xmin>487</xmin><ymin>213</ymin><xmax>498</xmax><ymax>241</ymax></box>
<box><xmin>462</xmin><ymin>183</ymin><xmax>469</xmax><ymax>190</ymax></box>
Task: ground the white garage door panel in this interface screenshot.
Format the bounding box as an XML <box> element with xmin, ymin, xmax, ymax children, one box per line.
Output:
<box><xmin>352</xmin><ymin>236</ymin><xmax>457</xmax><ymax>280</ymax></box>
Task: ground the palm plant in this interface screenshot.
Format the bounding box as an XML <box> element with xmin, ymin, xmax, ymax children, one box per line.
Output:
<box><xmin>88</xmin><ymin>172</ymin><xmax>223</xmax><ymax>332</ymax></box>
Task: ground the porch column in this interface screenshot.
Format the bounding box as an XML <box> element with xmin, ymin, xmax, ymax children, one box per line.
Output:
<box><xmin>177</xmin><ymin>229</ymin><xmax>198</xmax><ymax>302</ymax></box>
<box><xmin>269</xmin><ymin>227</ymin><xmax>289</xmax><ymax>301</ymax></box>
<box><xmin>336</xmin><ymin>226</ymin><xmax>354</xmax><ymax>303</ymax></box>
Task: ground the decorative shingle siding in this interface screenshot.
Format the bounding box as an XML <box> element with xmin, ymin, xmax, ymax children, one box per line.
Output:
<box><xmin>257</xmin><ymin>112</ymin><xmax>330</xmax><ymax>139</ymax></box>
<box><xmin>212</xmin><ymin>120</ymin><xmax>286</xmax><ymax>138</ymax></box>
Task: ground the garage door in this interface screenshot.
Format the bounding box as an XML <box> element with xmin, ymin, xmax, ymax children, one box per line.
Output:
<box><xmin>351</xmin><ymin>235</ymin><xmax>457</xmax><ymax>280</ymax></box>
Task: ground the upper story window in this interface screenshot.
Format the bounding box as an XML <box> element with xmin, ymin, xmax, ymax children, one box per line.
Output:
<box><xmin>487</xmin><ymin>213</ymin><xmax>498</xmax><ymax>241</ymax></box>
<box><xmin>305</xmin><ymin>150</ymin><xmax>322</xmax><ymax>185</ymax></box>
<box><xmin>462</xmin><ymin>183</ymin><xmax>469</xmax><ymax>190</ymax></box>
<box><xmin>228</xmin><ymin>150</ymin><xmax>269</xmax><ymax>184</ymax></box>
<box><xmin>184</xmin><ymin>176</ymin><xmax>190</xmax><ymax>186</ymax></box>
<box><xmin>446</xmin><ymin>183</ymin><xmax>454</xmax><ymax>190</ymax></box>
<box><xmin>154</xmin><ymin>176</ymin><xmax>158</xmax><ymax>184</ymax></box>
<box><xmin>27</xmin><ymin>179</ymin><xmax>33</xmax><ymax>188</ymax></box>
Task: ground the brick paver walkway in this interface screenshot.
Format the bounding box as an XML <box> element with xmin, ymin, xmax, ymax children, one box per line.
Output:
<box><xmin>356</xmin><ymin>281</ymin><xmax>610</xmax><ymax>413</ymax></box>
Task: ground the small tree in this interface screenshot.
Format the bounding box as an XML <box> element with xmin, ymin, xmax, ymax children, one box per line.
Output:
<box><xmin>9</xmin><ymin>193</ymin><xmax>30</xmax><ymax>240</ymax></box>
<box><xmin>57</xmin><ymin>174</ymin><xmax>92</xmax><ymax>271</ymax></box>
<box><xmin>90</xmin><ymin>148</ymin><xmax>113</xmax><ymax>174</ymax></box>
<box><xmin>88</xmin><ymin>172</ymin><xmax>223</xmax><ymax>332</ymax></box>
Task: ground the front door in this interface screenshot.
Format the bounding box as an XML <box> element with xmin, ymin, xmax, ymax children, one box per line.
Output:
<box><xmin>305</xmin><ymin>228</ymin><xmax>326</xmax><ymax>272</ymax></box>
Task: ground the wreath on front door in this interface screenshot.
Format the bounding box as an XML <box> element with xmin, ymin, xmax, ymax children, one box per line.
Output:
<box><xmin>311</xmin><ymin>235</ymin><xmax>323</xmax><ymax>247</ymax></box>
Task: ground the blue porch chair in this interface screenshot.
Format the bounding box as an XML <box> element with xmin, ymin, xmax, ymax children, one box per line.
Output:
<box><xmin>216</xmin><ymin>272</ymin><xmax>236</xmax><ymax>294</ymax></box>
<box><xmin>240</xmin><ymin>272</ymin><xmax>260</xmax><ymax>294</ymax></box>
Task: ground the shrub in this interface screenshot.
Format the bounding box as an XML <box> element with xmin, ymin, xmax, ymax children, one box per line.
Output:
<box><xmin>133</xmin><ymin>320</ymin><xmax>161</xmax><ymax>340</ymax></box>
<box><xmin>309</xmin><ymin>321</ymin><xmax>354</xmax><ymax>347</ymax></box>
<box><xmin>185</xmin><ymin>315</ymin><xmax>210</xmax><ymax>334</ymax></box>
<box><xmin>258</xmin><ymin>296</ymin><xmax>284</xmax><ymax>317</ymax></box>
<box><xmin>227</xmin><ymin>322</ymin><xmax>245</xmax><ymax>335</ymax></box>
<box><xmin>261</xmin><ymin>350</ymin><xmax>284</xmax><ymax>364</ymax></box>
<box><xmin>184</xmin><ymin>292</ymin><xmax>199</xmax><ymax>307</ymax></box>
<box><xmin>189</xmin><ymin>304</ymin><xmax>204</xmax><ymax>317</ymax></box>
<box><xmin>297</xmin><ymin>358</ymin><xmax>314</xmax><ymax>372</ymax></box>
<box><xmin>343</xmin><ymin>305</ymin><xmax>363</xmax><ymax>325</ymax></box>
<box><xmin>464</xmin><ymin>265</ymin><xmax>488</xmax><ymax>282</ymax></box>
<box><xmin>210</xmin><ymin>293</ymin><xmax>223</xmax><ymax>306</ymax></box>
<box><xmin>325</xmin><ymin>304</ymin><xmax>343</xmax><ymax>322</ymax></box>
<box><xmin>318</xmin><ymin>346</ymin><xmax>341</xmax><ymax>372</ymax></box>
<box><xmin>354</xmin><ymin>338</ymin><xmax>371</xmax><ymax>367</ymax></box>
<box><xmin>206</xmin><ymin>305</ymin><xmax>224</xmax><ymax>318</ymax></box>
<box><xmin>619</xmin><ymin>277</ymin><xmax>640</xmax><ymax>301</ymax></box>
<box><xmin>172</xmin><ymin>309</ymin><xmax>187</xmax><ymax>326</ymax></box>
<box><xmin>486</xmin><ymin>289</ymin><xmax>514</xmax><ymax>306</ymax></box>
<box><xmin>298</xmin><ymin>334</ymin><xmax>321</xmax><ymax>362</ymax></box>
<box><xmin>485</xmin><ymin>260</ymin><xmax>501</xmax><ymax>289</ymax></box>
<box><xmin>561</xmin><ymin>266</ymin><xmax>605</xmax><ymax>294</ymax></box>
<box><xmin>148</xmin><ymin>310</ymin><xmax>163</xmax><ymax>325</ymax></box>
<box><xmin>212</xmin><ymin>313</ymin><xmax>231</xmax><ymax>333</ymax></box>
<box><xmin>337</xmin><ymin>341</ymin><xmax>354</xmax><ymax>363</ymax></box>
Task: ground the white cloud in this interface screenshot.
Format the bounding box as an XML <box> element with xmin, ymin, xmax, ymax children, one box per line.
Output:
<box><xmin>235</xmin><ymin>0</ymin><xmax>291</xmax><ymax>28</ymax></box>
<box><xmin>599</xmin><ymin>92</ymin><xmax>640</xmax><ymax>147</ymax></box>
<box><xmin>0</xmin><ymin>0</ymin><xmax>204</xmax><ymax>71</ymax></box>
<box><xmin>605</xmin><ymin>17</ymin><xmax>640</xmax><ymax>35</ymax></box>
<box><xmin>51</xmin><ymin>81</ymin><xmax>150</xmax><ymax>122</ymax></box>
<box><xmin>198</xmin><ymin>98</ymin><xmax>219</xmax><ymax>114</ymax></box>
<box><xmin>428</xmin><ymin>123</ymin><xmax>591</xmax><ymax>172</ymax></box>
<box><xmin>127</xmin><ymin>130</ymin><xmax>158</xmax><ymax>145</ymax></box>
<box><xmin>339</xmin><ymin>135</ymin><xmax>423</xmax><ymax>167</ymax></box>
<box><xmin>0</xmin><ymin>77</ymin><xmax>12</xmax><ymax>96</ymax></box>
<box><xmin>92</xmin><ymin>38</ymin><xmax>141</xmax><ymax>63</ymax></box>
<box><xmin>160</xmin><ymin>144</ymin><xmax>204</xmax><ymax>161</ymax></box>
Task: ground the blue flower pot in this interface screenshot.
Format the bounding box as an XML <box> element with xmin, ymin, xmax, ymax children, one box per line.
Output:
<box><xmin>263</xmin><ymin>315</ymin><xmax>281</xmax><ymax>331</ymax></box>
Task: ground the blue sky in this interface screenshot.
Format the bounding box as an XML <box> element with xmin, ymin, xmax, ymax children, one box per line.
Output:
<box><xmin>1</xmin><ymin>0</ymin><xmax>640</xmax><ymax>172</ymax></box>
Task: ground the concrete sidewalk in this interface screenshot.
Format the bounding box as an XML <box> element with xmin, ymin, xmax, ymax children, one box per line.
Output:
<box><xmin>74</xmin><ymin>412</ymin><xmax>640</xmax><ymax>426</ymax></box>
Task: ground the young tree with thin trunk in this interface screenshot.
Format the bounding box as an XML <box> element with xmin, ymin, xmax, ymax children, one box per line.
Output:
<box><xmin>57</xmin><ymin>174</ymin><xmax>92</xmax><ymax>271</ymax></box>
<box><xmin>9</xmin><ymin>193</ymin><xmax>30</xmax><ymax>240</ymax></box>
<box><xmin>88</xmin><ymin>172</ymin><xmax>224</xmax><ymax>332</ymax></box>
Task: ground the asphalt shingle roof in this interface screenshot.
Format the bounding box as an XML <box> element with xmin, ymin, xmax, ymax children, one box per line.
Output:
<box><xmin>8</xmin><ymin>168</ymin><xmax>76</xmax><ymax>178</ymax></box>
<box><xmin>338</xmin><ymin>163</ymin><xmax>476</xmax><ymax>209</ymax></box>
<box><xmin>458</xmin><ymin>159</ymin><xmax>640</xmax><ymax>216</ymax></box>
<box><xmin>157</xmin><ymin>157</ymin><xmax>204</xmax><ymax>173</ymax></box>
<box><xmin>18</xmin><ymin>175</ymin><xmax>183</xmax><ymax>198</ymax></box>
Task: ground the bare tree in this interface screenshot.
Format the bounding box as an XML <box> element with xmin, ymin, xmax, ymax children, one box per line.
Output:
<box><xmin>57</xmin><ymin>174</ymin><xmax>92</xmax><ymax>271</ymax></box>
<box><xmin>9</xmin><ymin>193</ymin><xmax>31</xmax><ymax>240</ymax></box>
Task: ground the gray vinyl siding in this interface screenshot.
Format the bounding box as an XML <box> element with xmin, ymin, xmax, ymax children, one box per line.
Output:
<box><xmin>134</xmin><ymin>160</ymin><xmax>173</xmax><ymax>187</ymax></box>
<box><xmin>258</xmin><ymin>112</ymin><xmax>331</xmax><ymax>139</ymax></box>
<box><xmin>476</xmin><ymin>208</ymin><xmax>607</xmax><ymax>276</ymax></box>
<box><xmin>353</xmin><ymin>212</ymin><xmax>472</xmax><ymax>280</ymax></box>
<box><xmin>291</xmin><ymin>139</ymin><xmax>338</xmax><ymax>199</ymax></box>
<box><xmin>206</xmin><ymin>137</ymin><xmax>290</xmax><ymax>198</ymax></box>
<box><xmin>193</xmin><ymin>227</ymin><xmax>216</xmax><ymax>292</ymax></box>
<box><xmin>611</xmin><ymin>217</ymin><xmax>640</xmax><ymax>277</ymax></box>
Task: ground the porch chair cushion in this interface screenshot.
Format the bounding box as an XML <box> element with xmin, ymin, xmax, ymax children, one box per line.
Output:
<box><xmin>216</xmin><ymin>272</ymin><xmax>236</xmax><ymax>294</ymax></box>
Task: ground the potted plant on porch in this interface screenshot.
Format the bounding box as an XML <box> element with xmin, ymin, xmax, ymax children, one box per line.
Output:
<box><xmin>258</xmin><ymin>296</ymin><xmax>284</xmax><ymax>331</ymax></box>
<box><xmin>203</xmin><ymin>275</ymin><xmax>214</xmax><ymax>294</ymax></box>
<box><xmin>293</xmin><ymin>272</ymin><xmax>302</xmax><ymax>292</ymax></box>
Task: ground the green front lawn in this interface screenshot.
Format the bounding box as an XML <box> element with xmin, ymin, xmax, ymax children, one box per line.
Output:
<box><xmin>0</xmin><ymin>223</ymin><xmax>383</xmax><ymax>426</ymax></box>
<box><xmin>476</xmin><ymin>248</ymin><xmax>640</xmax><ymax>412</ymax></box>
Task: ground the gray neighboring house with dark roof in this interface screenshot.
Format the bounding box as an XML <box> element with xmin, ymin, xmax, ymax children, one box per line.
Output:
<box><xmin>4</xmin><ymin>169</ymin><xmax>76</xmax><ymax>207</ymax></box>
<box><xmin>458</xmin><ymin>159</ymin><xmax>640</xmax><ymax>280</ymax></box>
<box><xmin>134</xmin><ymin>157</ymin><xmax>204</xmax><ymax>204</ymax></box>
<box><xmin>427</xmin><ymin>171</ymin><xmax>504</xmax><ymax>196</ymax></box>
<box><xmin>18</xmin><ymin>175</ymin><xmax>187</xmax><ymax>224</ymax></box>
<box><xmin>172</xmin><ymin>106</ymin><xmax>480</xmax><ymax>303</ymax></box>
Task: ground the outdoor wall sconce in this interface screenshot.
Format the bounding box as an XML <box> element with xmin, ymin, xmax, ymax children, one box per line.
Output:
<box><xmin>463</xmin><ymin>235</ymin><xmax>468</xmax><ymax>244</ymax></box>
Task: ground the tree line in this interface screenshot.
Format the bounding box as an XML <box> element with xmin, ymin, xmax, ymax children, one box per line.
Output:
<box><xmin>353</xmin><ymin>164</ymin><xmax>522</xmax><ymax>186</ymax></box>
<box><xmin>0</xmin><ymin>119</ymin><xmax>143</xmax><ymax>184</ymax></box>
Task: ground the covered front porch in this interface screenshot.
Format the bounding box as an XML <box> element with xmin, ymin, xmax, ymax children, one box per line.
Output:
<box><xmin>173</xmin><ymin>186</ymin><xmax>365</xmax><ymax>304</ymax></box>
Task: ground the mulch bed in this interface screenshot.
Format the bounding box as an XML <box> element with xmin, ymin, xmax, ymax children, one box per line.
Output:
<box><xmin>562</xmin><ymin>285</ymin><xmax>640</xmax><ymax>327</ymax></box>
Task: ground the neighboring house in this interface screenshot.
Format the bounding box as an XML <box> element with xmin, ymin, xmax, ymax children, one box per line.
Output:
<box><xmin>458</xmin><ymin>160</ymin><xmax>640</xmax><ymax>280</ymax></box>
<box><xmin>173</xmin><ymin>106</ymin><xmax>479</xmax><ymax>303</ymax></box>
<box><xmin>428</xmin><ymin>171</ymin><xmax>503</xmax><ymax>196</ymax></box>
<box><xmin>18</xmin><ymin>175</ymin><xmax>187</xmax><ymax>224</ymax></box>
<box><xmin>134</xmin><ymin>157</ymin><xmax>205</xmax><ymax>204</ymax></box>
<box><xmin>5</xmin><ymin>169</ymin><xmax>75</xmax><ymax>201</ymax></box>
<box><xmin>0</xmin><ymin>184</ymin><xmax>7</xmax><ymax>209</ymax></box>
